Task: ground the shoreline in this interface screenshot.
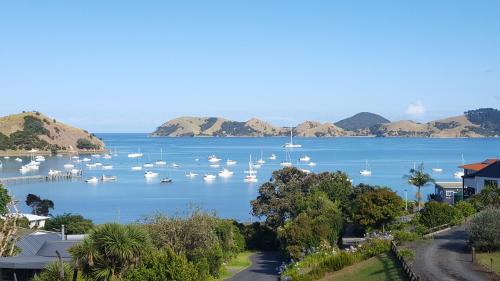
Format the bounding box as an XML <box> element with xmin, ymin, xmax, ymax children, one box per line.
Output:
<box><xmin>0</xmin><ymin>149</ymin><xmax>108</xmax><ymax>157</ymax></box>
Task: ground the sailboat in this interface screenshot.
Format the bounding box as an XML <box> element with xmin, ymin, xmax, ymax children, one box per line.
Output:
<box><xmin>128</xmin><ymin>148</ymin><xmax>143</xmax><ymax>158</ymax></box>
<box><xmin>360</xmin><ymin>160</ymin><xmax>372</xmax><ymax>176</ymax></box>
<box><xmin>454</xmin><ymin>154</ymin><xmax>465</xmax><ymax>178</ymax></box>
<box><xmin>280</xmin><ymin>150</ymin><xmax>292</xmax><ymax>167</ymax></box>
<box><xmin>299</xmin><ymin>155</ymin><xmax>311</xmax><ymax>162</ymax></box>
<box><xmin>218</xmin><ymin>168</ymin><xmax>234</xmax><ymax>178</ymax></box>
<box><xmin>284</xmin><ymin>127</ymin><xmax>302</xmax><ymax>148</ymax></box>
<box><xmin>244</xmin><ymin>155</ymin><xmax>258</xmax><ymax>183</ymax></box>
<box><xmin>257</xmin><ymin>151</ymin><xmax>266</xmax><ymax>165</ymax></box>
<box><xmin>226</xmin><ymin>159</ymin><xmax>237</xmax><ymax>165</ymax></box>
<box><xmin>269</xmin><ymin>153</ymin><xmax>277</xmax><ymax>160</ymax></box>
<box><xmin>64</xmin><ymin>154</ymin><xmax>74</xmax><ymax>169</ymax></box>
<box><xmin>131</xmin><ymin>155</ymin><xmax>142</xmax><ymax>171</ymax></box>
<box><xmin>155</xmin><ymin>149</ymin><xmax>167</xmax><ymax>165</ymax></box>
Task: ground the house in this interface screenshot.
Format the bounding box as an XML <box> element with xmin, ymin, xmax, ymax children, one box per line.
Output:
<box><xmin>434</xmin><ymin>182</ymin><xmax>463</xmax><ymax>205</ymax></box>
<box><xmin>461</xmin><ymin>158</ymin><xmax>500</xmax><ymax>196</ymax></box>
<box><xmin>19</xmin><ymin>214</ymin><xmax>50</xmax><ymax>229</ymax></box>
<box><xmin>0</xmin><ymin>230</ymin><xmax>84</xmax><ymax>281</ymax></box>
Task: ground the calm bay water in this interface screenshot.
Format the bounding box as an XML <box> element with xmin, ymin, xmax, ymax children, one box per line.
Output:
<box><xmin>1</xmin><ymin>134</ymin><xmax>499</xmax><ymax>224</ymax></box>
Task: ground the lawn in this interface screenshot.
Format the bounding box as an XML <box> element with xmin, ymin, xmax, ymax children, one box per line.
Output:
<box><xmin>320</xmin><ymin>253</ymin><xmax>408</xmax><ymax>281</ymax></box>
<box><xmin>477</xmin><ymin>252</ymin><xmax>500</xmax><ymax>275</ymax></box>
<box><xmin>217</xmin><ymin>251</ymin><xmax>254</xmax><ymax>280</ymax></box>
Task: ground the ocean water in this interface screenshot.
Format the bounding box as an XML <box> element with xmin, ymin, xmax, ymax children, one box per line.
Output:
<box><xmin>1</xmin><ymin>134</ymin><xmax>499</xmax><ymax>224</ymax></box>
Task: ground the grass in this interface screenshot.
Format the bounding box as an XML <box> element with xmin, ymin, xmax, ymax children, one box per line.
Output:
<box><xmin>320</xmin><ymin>253</ymin><xmax>408</xmax><ymax>281</ymax></box>
<box><xmin>477</xmin><ymin>252</ymin><xmax>500</xmax><ymax>275</ymax></box>
<box><xmin>217</xmin><ymin>251</ymin><xmax>254</xmax><ymax>281</ymax></box>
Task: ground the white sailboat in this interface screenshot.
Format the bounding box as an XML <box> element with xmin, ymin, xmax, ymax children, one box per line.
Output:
<box><xmin>280</xmin><ymin>150</ymin><xmax>292</xmax><ymax>167</ymax></box>
<box><xmin>454</xmin><ymin>154</ymin><xmax>465</xmax><ymax>178</ymax></box>
<box><xmin>284</xmin><ymin>127</ymin><xmax>302</xmax><ymax>148</ymax></box>
<box><xmin>128</xmin><ymin>148</ymin><xmax>143</xmax><ymax>158</ymax></box>
<box><xmin>226</xmin><ymin>159</ymin><xmax>237</xmax><ymax>165</ymax></box>
<box><xmin>208</xmin><ymin>155</ymin><xmax>221</xmax><ymax>163</ymax></box>
<box><xmin>432</xmin><ymin>168</ymin><xmax>443</xmax><ymax>173</ymax></box>
<box><xmin>186</xmin><ymin>172</ymin><xmax>199</xmax><ymax>178</ymax></box>
<box><xmin>244</xmin><ymin>155</ymin><xmax>258</xmax><ymax>183</ymax></box>
<box><xmin>360</xmin><ymin>160</ymin><xmax>372</xmax><ymax>176</ymax></box>
<box><xmin>144</xmin><ymin>171</ymin><xmax>159</xmax><ymax>178</ymax></box>
<box><xmin>269</xmin><ymin>154</ymin><xmax>277</xmax><ymax>160</ymax></box>
<box><xmin>15</xmin><ymin>158</ymin><xmax>22</xmax><ymax>162</ymax></box>
<box><xmin>218</xmin><ymin>168</ymin><xmax>234</xmax><ymax>178</ymax></box>
<box><xmin>257</xmin><ymin>151</ymin><xmax>266</xmax><ymax>165</ymax></box>
<box><xmin>102</xmin><ymin>164</ymin><xmax>113</xmax><ymax>170</ymax></box>
<box><xmin>85</xmin><ymin>177</ymin><xmax>99</xmax><ymax>184</ymax></box>
<box><xmin>308</xmin><ymin>162</ymin><xmax>317</xmax><ymax>167</ymax></box>
<box><xmin>203</xmin><ymin>174</ymin><xmax>217</xmax><ymax>181</ymax></box>
<box><xmin>155</xmin><ymin>149</ymin><xmax>167</xmax><ymax>166</ymax></box>
<box><xmin>299</xmin><ymin>155</ymin><xmax>311</xmax><ymax>162</ymax></box>
<box><xmin>64</xmin><ymin>154</ymin><xmax>74</xmax><ymax>169</ymax></box>
<box><xmin>132</xmin><ymin>155</ymin><xmax>142</xmax><ymax>171</ymax></box>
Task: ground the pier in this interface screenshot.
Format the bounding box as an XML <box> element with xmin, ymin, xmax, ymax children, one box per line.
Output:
<box><xmin>0</xmin><ymin>172</ymin><xmax>82</xmax><ymax>185</ymax></box>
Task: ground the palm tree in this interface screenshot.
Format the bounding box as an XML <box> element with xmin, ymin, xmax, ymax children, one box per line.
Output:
<box><xmin>69</xmin><ymin>223</ymin><xmax>152</xmax><ymax>281</ymax></box>
<box><xmin>404</xmin><ymin>163</ymin><xmax>435</xmax><ymax>211</ymax></box>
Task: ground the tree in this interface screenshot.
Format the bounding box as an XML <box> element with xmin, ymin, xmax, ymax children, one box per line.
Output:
<box><xmin>351</xmin><ymin>187</ymin><xmax>404</xmax><ymax>230</ymax></box>
<box><xmin>0</xmin><ymin>185</ymin><xmax>11</xmax><ymax>215</ymax></box>
<box><xmin>69</xmin><ymin>223</ymin><xmax>152</xmax><ymax>281</ymax></box>
<box><xmin>454</xmin><ymin>201</ymin><xmax>476</xmax><ymax>218</ymax></box>
<box><xmin>467</xmin><ymin>208</ymin><xmax>500</xmax><ymax>251</ymax></box>
<box><xmin>419</xmin><ymin>201</ymin><xmax>461</xmax><ymax>228</ymax></box>
<box><xmin>0</xmin><ymin>185</ymin><xmax>21</xmax><ymax>257</ymax></box>
<box><xmin>404</xmin><ymin>163</ymin><xmax>434</xmax><ymax>211</ymax></box>
<box><xmin>45</xmin><ymin>213</ymin><xmax>94</xmax><ymax>234</ymax></box>
<box><xmin>26</xmin><ymin>194</ymin><xmax>54</xmax><ymax>216</ymax></box>
<box><xmin>76</xmin><ymin>138</ymin><xmax>100</xmax><ymax>150</ymax></box>
<box><xmin>32</xmin><ymin>261</ymin><xmax>73</xmax><ymax>281</ymax></box>
<box><xmin>470</xmin><ymin>183</ymin><xmax>500</xmax><ymax>210</ymax></box>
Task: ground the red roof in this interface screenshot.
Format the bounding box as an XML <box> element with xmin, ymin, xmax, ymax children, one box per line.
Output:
<box><xmin>460</xmin><ymin>159</ymin><xmax>499</xmax><ymax>171</ymax></box>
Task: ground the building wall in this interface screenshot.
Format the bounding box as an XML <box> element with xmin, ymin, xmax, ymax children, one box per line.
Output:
<box><xmin>464</xmin><ymin>177</ymin><xmax>500</xmax><ymax>193</ymax></box>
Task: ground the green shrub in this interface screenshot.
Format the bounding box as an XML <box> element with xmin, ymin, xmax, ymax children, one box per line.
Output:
<box><xmin>467</xmin><ymin>208</ymin><xmax>500</xmax><ymax>251</ymax></box>
<box><xmin>419</xmin><ymin>201</ymin><xmax>462</xmax><ymax>228</ymax></box>
<box><xmin>76</xmin><ymin>138</ymin><xmax>100</xmax><ymax>150</ymax></box>
<box><xmin>398</xmin><ymin>248</ymin><xmax>415</xmax><ymax>262</ymax></box>
<box><xmin>124</xmin><ymin>248</ymin><xmax>202</xmax><ymax>281</ymax></box>
<box><xmin>23</xmin><ymin>116</ymin><xmax>49</xmax><ymax>135</ymax></box>
<box><xmin>45</xmin><ymin>213</ymin><xmax>94</xmax><ymax>234</ymax></box>
<box><xmin>393</xmin><ymin>230</ymin><xmax>420</xmax><ymax>243</ymax></box>
<box><xmin>454</xmin><ymin>201</ymin><xmax>476</xmax><ymax>218</ymax></box>
<box><xmin>32</xmin><ymin>262</ymin><xmax>73</xmax><ymax>281</ymax></box>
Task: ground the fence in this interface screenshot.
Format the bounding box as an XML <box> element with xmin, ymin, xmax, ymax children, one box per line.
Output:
<box><xmin>390</xmin><ymin>241</ymin><xmax>421</xmax><ymax>281</ymax></box>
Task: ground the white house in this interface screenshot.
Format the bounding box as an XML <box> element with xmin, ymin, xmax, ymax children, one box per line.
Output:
<box><xmin>18</xmin><ymin>214</ymin><xmax>50</xmax><ymax>229</ymax></box>
<box><xmin>461</xmin><ymin>158</ymin><xmax>500</xmax><ymax>195</ymax></box>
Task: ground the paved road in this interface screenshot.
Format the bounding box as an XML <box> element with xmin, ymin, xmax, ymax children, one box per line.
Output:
<box><xmin>412</xmin><ymin>227</ymin><xmax>498</xmax><ymax>281</ymax></box>
<box><xmin>227</xmin><ymin>251</ymin><xmax>282</xmax><ymax>281</ymax></box>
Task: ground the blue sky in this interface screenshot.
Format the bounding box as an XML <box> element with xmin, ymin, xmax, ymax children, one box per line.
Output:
<box><xmin>1</xmin><ymin>1</ymin><xmax>499</xmax><ymax>132</ymax></box>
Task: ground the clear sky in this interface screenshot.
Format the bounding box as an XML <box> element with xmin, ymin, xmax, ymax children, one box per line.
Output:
<box><xmin>1</xmin><ymin>1</ymin><xmax>499</xmax><ymax>132</ymax></box>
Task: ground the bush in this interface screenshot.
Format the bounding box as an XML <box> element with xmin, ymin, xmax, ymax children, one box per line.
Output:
<box><xmin>243</xmin><ymin>222</ymin><xmax>280</xmax><ymax>250</ymax></box>
<box><xmin>467</xmin><ymin>208</ymin><xmax>500</xmax><ymax>251</ymax></box>
<box><xmin>351</xmin><ymin>187</ymin><xmax>404</xmax><ymax>230</ymax></box>
<box><xmin>23</xmin><ymin>116</ymin><xmax>49</xmax><ymax>135</ymax></box>
<box><xmin>124</xmin><ymin>248</ymin><xmax>202</xmax><ymax>281</ymax></box>
<box><xmin>32</xmin><ymin>262</ymin><xmax>73</xmax><ymax>281</ymax></box>
<box><xmin>419</xmin><ymin>201</ymin><xmax>462</xmax><ymax>228</ymax></box>
<box><xmin>393</xmin><ymin>230</ymin><xmax>420</xmax><ymax>243</ymax></box>
<box><xmin>454</xmin><ymin>201</ymin><xmax>476</xmax><ymax>218</ymax></box>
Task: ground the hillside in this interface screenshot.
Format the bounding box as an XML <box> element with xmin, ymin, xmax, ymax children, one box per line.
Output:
<box><xmin>335</xmin><ymin>112</ymin><xmax>390</xmax><ymax>132</ymax></box>
<box><xmin>0</xmin><ymin>111</ymin><xmax>104</xmax><ymax>154</ymax></box>
<box><xmin>151</xmin><ymin>117</ymin><xmax>286</xmax><ymax>137</ymax></box>
<box><xmin>294</xmin><ymin>121</ymin><xmax>349</xmax><ymax>137</ymax></box>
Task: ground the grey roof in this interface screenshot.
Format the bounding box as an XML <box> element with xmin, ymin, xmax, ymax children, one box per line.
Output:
<box><xmin>0</xmin><ymin>232</ymin><xmax>82</xmax><ymax>269</ymax></box>
<box><xmin>435</xmin><ymin>182</ymin><xmax>462</xmax><ymax>189</ymax></box>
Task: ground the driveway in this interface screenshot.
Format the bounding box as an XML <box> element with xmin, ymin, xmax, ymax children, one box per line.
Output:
<box><xmin>227</xmin><ymin>251</ymin><xmax>282</xmax><ymax>281</ymax></box>
<box><xmin>412</xmin><ymin>227</ymin><xmax>498</xmax><ymax>281</ymax></box>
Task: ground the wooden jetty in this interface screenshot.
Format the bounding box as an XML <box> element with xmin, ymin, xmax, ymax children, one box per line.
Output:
<box><xmin>0</xmin><ymin>172</ymin><xmax>82</xmax><ymax>185</ymax></box>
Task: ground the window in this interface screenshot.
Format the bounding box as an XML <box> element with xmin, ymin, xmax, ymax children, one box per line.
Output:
<box><xmin>445</xmin><ymin>191</ymin><xmax>455</xmax><ymax>198</ymax></box>
<box><xmin>484</xmin><ymin>180</ymin><xmax>498</xmax><ymax>187</ymax></box>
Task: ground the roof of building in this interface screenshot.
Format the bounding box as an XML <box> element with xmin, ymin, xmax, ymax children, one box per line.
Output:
<box><xmin>460</xmin><ymin>159</ymin><xmax>499</xmax><ymax>171</ymax></box>
<box><xmin>19</xmin><ymin>213</ymin><xmax>51</xmax><ymax>222</ymax></box>
<box><xmin>435</xmin><ymin>182</ymin><xmax>462</xmax><ymax>189</ymax></box>
<box><xmin>463</xmin><ymin>159</ymin><xmax>500</xmax><ymax>179</ymax></box>
<box><xmin>0</xmin><ymin>231</ymin><xmax>82</xmax><ymax>269</ymax></box>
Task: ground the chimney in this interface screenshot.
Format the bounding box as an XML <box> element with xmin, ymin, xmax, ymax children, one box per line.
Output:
<box><xmin>61</xmin><ymin>224</ymin><xmax>65</xmax><ymax>241</ymax></box>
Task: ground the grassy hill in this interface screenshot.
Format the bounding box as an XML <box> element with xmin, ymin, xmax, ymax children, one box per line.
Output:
<box><xmin>0</xmin><ymin>111</ymin><xmax>104</xmax><ymax>154</ymax></box>
<box><xmin>335</xmin><ymin>112</ymin><xmax>390</xmax><ymax>132</ymax></box>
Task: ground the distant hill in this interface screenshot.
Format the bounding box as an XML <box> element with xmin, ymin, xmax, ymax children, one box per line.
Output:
<box><xmin>0</xmin><ymin>111</ymin><xmax>104</xmax><ymax>154</ymax></box>
<box><xmin>151</xmin><ymin>117</ymin><xmax>286</xmax><ymax>137</ymax></box>
<box><xmin>335</xmin><ymin>112</ymin><xmax>390</xmax><ymax>132</ymax></box>
<box><xmin>152</xmin><ymin>108</ymin><xmax>499</xmax><ymax>138</ymax></box>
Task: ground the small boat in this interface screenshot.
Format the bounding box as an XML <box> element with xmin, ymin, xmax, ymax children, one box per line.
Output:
<box><xmin>360</xmin><ymin>160</ymin><xmax>372</xmax><ymax>176</ymax></box>
<box><xmin>210</xmin><ymin>164</ymin><xmax>220</xmax><ymax>168</ymax></box>
<box><xmin>218</xmin><ymin>168</ymin><xmax>234</xmax><ymax>178</ymax></box>
<box><xmin>454</xmin><ymin>171</ymin><xmax>464</xmax><ymax>178</ymax></box>
<box><xmin>186</xmin><ymin>172</ymin><xmax>199</xmax><ymax>177</ymax></box>
<box><xmin>203</xmin><ymin>174</ymin><xmax>217</xmax><ymax>181</ymax></box>
<box><xmin>171</xmin><ymin>163</ymin><xmax>180</xmax><ymax>168</ymax></box>
<box><xmin>35</xmin><ymin>155</ymin><xmax>45</xmax><ymax>162</ymax></box>
<box><xmin>64</xmin><ymin>163</ymin><xmax>74</xmax><ymax>169</ymax></box>
<box><xmin>432</xmin><ymin>168</ymin><xmax>443</xmax><ymax>173</ymax></box>
<box><xmin>143</xmin><ymin>163</ymin><xmax>154</xmax><ymax>168</ymax></box>
<box><xmin>70</xmin><ymin>169</ymin><xmax>80</xmax><ymax>175</ymax></box>
<box><xmin>161</xmin><ymin>178</ymin><xmax>173</xmax><ymax>183</ymax></box>
<box><xmin>144</xmin><ymin>171</ymin><xmax>159</xmax><ymax>178</ymax></box>
<box><xmin>226</xmin><ymin>159</ymin><xmax>237</xmax><ymax>165</ymax></box>
<box><xmin>3</xmin><ymin>156</ymin><xmax>10</xmax><ymax>159</ymax></box>
<box><xmin>131</xmin><ymin>166</ymin><xmax>142</xmax><ymax>171</ymax></box>
<box><xmin>19</xmin><ymin>166</ymin><xmax>30</xmax><ymax>173</ymax></box>
<box><xmin>56</xmin><ymin>154</ymin><xmax>63</xmax><ymax>157</ymax></box>
<box><xmin>82</xmin><ymin>158</ymin><xmax>91</xmax><ymax>162</ymax></box>
<box><xmin>48</xmin><ymin>169</ymin><xmax>61</xmax><ymax>176</ymax></box>
<box><xmin>85</xmin><ymin>177</ymin><xmax>98</xmax><ymax>183</ymax></box>
<box><xmin>94</xmin><ymin>162</ymin><xmax>103</xmax><ymax>166</ymax></box>
<box><xmin>155</xmin><ymin>149</ymin><xmax>167</xmax><ymax>165</ymax></box>
<box><xmin>208</xmin><ymin>155</ymin><xmax>221</xmax><ymax>163</ymax></box>
<box><xmin>308</xmin><ymin>162</ymin><xmax>317</xmax><ymax>167</ymax></box>
<box><xmin>284</xmin><ymin>127</ymin><xmax>302</xmax><ymax>148</ymax></box>
<box><xmin>299</xmin><ymin>155</ymin><xmax>311</xmax><ymax>162</ymax></box>
<box><xmin>252</xmin><ymin>163</ymin><xmax>262</xmax><ymax>169</ymax></box>
<box><xmin>102</xmin><ymin>165</ymin><xmax>113</xmax><ymax>170</ymax></box>
<box><xmin>72</xmin><ymin>156</ymin><xmax>80</xmax><ymax>160</ymax></box>
<box><xmin>86</xmin><ymin>163</ymin><xmax>97</xmax><ymax>168</ymax></box>
<box><xmin>15</xmin><ymin>158</ymin><xmax>22</xmax><ymax>162</ymax></box>
<box><xmin>128</xmin><ymin>152</ymin><xmax>143</xmax><ymax>158</ymax></box>
<box><xmin>300</xmin><ymin>169</ymin><xmax>311</xmax><ymax>174</ymax></box>
<box><xmin>101</xmin><ymin>175</ymin><xmax>117</xmax><ymax>181</ymax></box>
<box><xmin>269</xmin><ymin>154</ymin><xmax>277</xmax><ymax>160</ymax></box>
<box><xmin>103</xmin><ymin>154</ymin><xmax>112</xmax><ymax>159</ymax></box>
<box><xmin>91</xmin><ymin>154</ymin><xmax>101</xmax><ymax>158</ymax></box>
